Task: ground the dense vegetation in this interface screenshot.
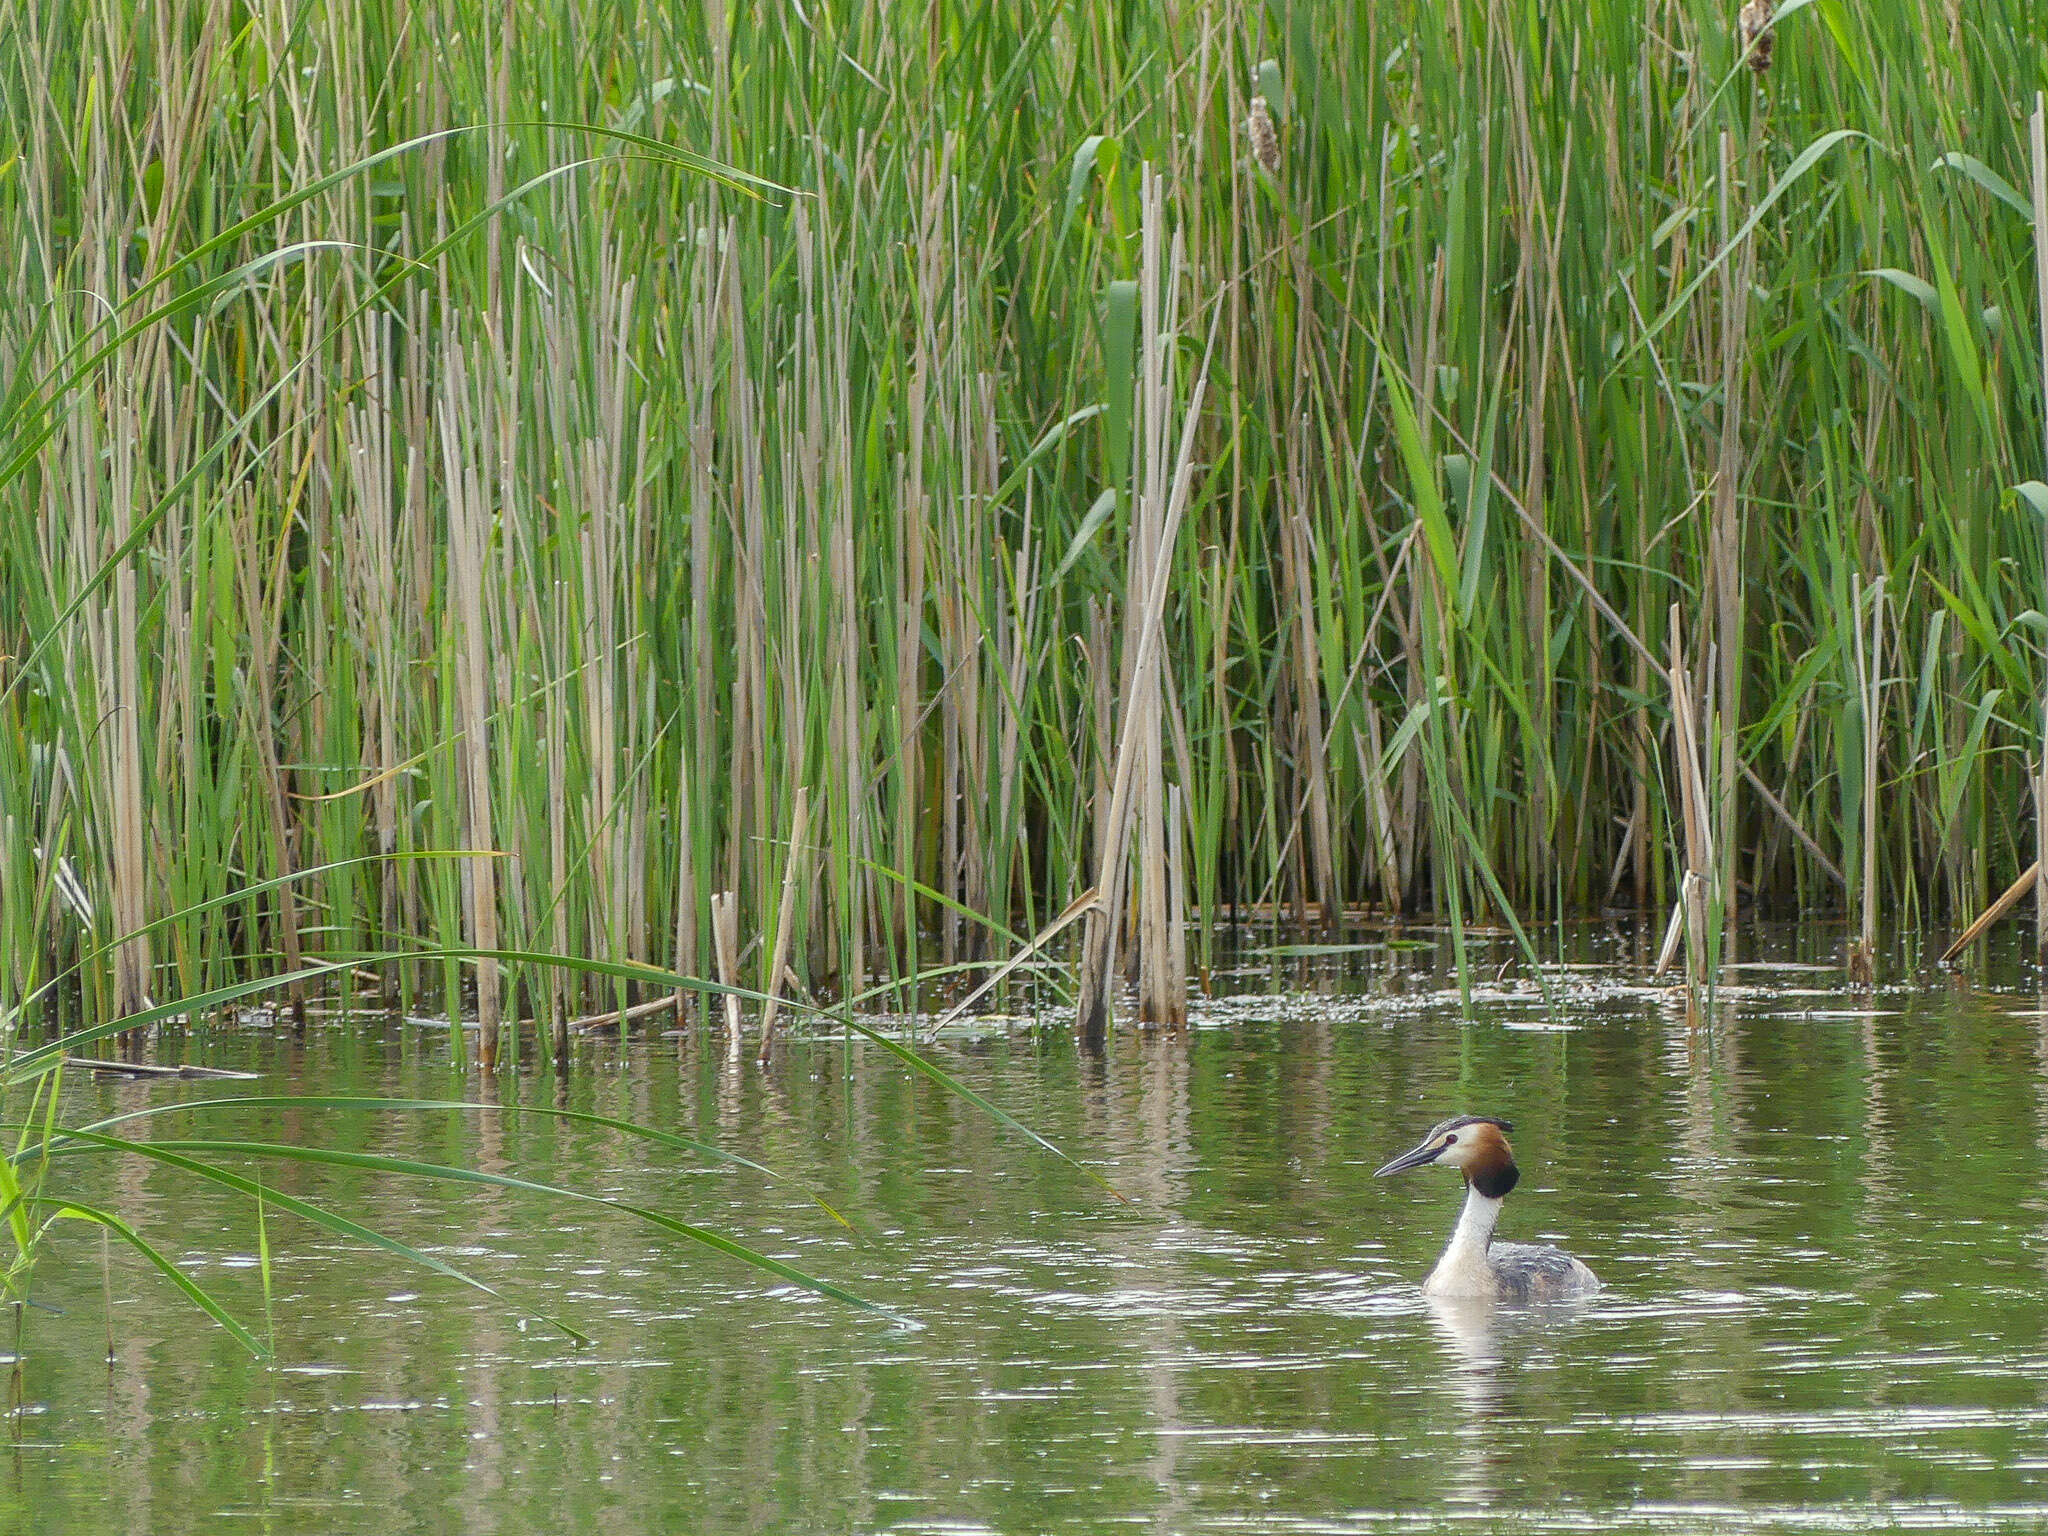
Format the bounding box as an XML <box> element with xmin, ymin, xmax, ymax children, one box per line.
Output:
<box><xmin>4</xmin><ymin>0</ymin><xmax>2046</xmax><ymax>1056</ymax></box>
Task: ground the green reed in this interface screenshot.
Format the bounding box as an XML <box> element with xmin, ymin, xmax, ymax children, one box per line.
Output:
<box><xmin>3</xmin><ymin>0</ymin><xmax>2047</xmax><ymax>1056</ymax></box>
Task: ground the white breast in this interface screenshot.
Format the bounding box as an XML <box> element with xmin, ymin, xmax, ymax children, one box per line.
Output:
<box><xmin>1420</xmin><ymin>1183</ymin><xmax>1600</xmax><ymax>1301</ymax></box>
<box><xmin>1422</xmin><ymin>1183</ymin><xmax>1507</xmax><ymax>1298</ymax></box>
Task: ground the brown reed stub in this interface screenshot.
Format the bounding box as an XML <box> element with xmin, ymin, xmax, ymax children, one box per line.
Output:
<box><xmin>1248</xmin><ymin>95</ymin><xmax>1281</xmax><ymax>173</ymax></box>
<box><xmin>1739</xmin><ymin>0</ymin><xmax>1775</xmax><ymax>72</ymax></box>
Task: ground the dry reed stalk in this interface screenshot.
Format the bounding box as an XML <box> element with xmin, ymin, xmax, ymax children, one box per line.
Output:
<box><xmin>921</xmin><ymin>887</ymin><xmax>1101</xmax><ymax>1042</ymax></box>
<box><xmin>811</xmin><ymin>200</ymin><xmax>867</xmax><ymax>1001</ymax></box>
<box><xmin>1847</xmin><ymin>574</ymin><xmax>1882</xmax><ymax>984</ymax></box>
<box><xmin>438</xmin><ymin>339</ymin><xmax>503</xmax><ymax>1068</ymax></box>
<box><xmin>755</xmin><ymin>789</ymin><xmax>811</xmax><ymax>1063</ymax></box>
<box><xmin>2039</xmin><ymin>698</ymin><xmax>2048</xmax><ymax>964</ymax></box>
<box><xmin>1653</xmin><ymin>876</ymin><xmax>1689</xmax><ymax>976</ymax></box>
<box><xmin>342</xmin><ymin>325</ymin><xmax>405</xmax><ymax>991</ymax></box>
<box><xmin>711</xmin><ymin>890</ymin><xmax>743</xmax><ymax>1036</ymax></box>
<box><xmin>931</xmin><ymin>339</ymin><xmax>997</xmax><ymax>968</ymax></box>
<box><xmin>236</xmin><ymin>491</ymin><xmax>306</xmax><ymax>1025</ymax></box>
<box><xmin>1631</xmin><ymin>650</ymin><xmax>1652</xmax><ymax>909</ymax></box>
<box><xmin>1939</xmin><ymin>624</ymin><xmax>1972</xmax><ymax>915</ymax></box>
<box><xmin>547</xmin><ymin>587</ymin><xmax>573</xmax><ymax>1056</ymax></box>
<box><xmin>576</xmin><ymin>435</ymin><xmax>622</xmax><ymax>973</ymax></box>
<box><xmin>1940</xmin><ymin>863</ymin><xmax>2040</xmax><ymax>964</ymax></box>
<box><xmin>961</xmin><ymin>368</ymin><xmax>999</xmax><ymax>949</ymax></box>
<box><xmin>1135</xmin><ymin>681</ymin><xmax>1171</xmax><ymax>1020</ymax></box>
<box><xmin>670</xmin><ymin>729</ymin><xmax>699</xmax><ymax>1043</ymax></box>
<box><xmin>53</xmin><ymin>383</ymin><xmax>106</xmax><ymax>1023</ymax></box>
<box><xmin>394</xmin><ymin>301</ymin><xmax>434</xmax><ymax>1004</ymax></box>
<box><xmin>685</xmin><ymin>226</ymin><xmax>727</xmax><ymax>1005</ymax></box>
<box><xmin>2032</xmin><ymin>96</ymin><xmax>2048</xmax><ymax>958</ymax></box>
<box><xmin>994</xmin><ymin>503</ymin><xmax>1039</xmax><ymax>942</ymax></box>
<box><xmin>564</xmin><ymin>993</ymin><xmax>680</xmax><ymax>1034</ymax></box>
<box><xmin>1664</xmin><ymin>605</ymin><xmax>1714</xmax><ymax>983</ymax></box>
<box><xmin>1359</xmin><ymin>706</ymin><xmax>1404</xmax><ymax>911</ymax></box>
<box><xmin>104</xmin><ymin>384</ymin><xmax>152</xmax><ymax>1020</ymax></box>
<box><xmin>628</xmin><ymin>713</ymin><xmax>652</xmax><ymax>978</ymax></box>
<box><xmin>1077</xmin><ymin>172</ymin><xmax>1208</xmax><ymax>1041</ymax></box>
<box><xmin>723</xmin><ymin>245</ymin><xmax>771</xmax><ymax>921</ymax></box>
<box><xmin>1281</xmin><ymin>501</ymin><xmax>1338</xmax><ymax>931</ymax></box>
<box><xmin>1395</xmin><ymin>586</ymin><xmax>1426</xmax><ymax>902</ymax></box>
<box><xmin>154</xmin><ymin>379</ymin><xmax>201</xmax><ymax>998</ymax></box>
<box><xmin>888</xmin><ymin>152</ymin><xmax>950</xmax><ymax>984</ymax></box>
<box><xmin>1132</xmin><ymin>181</ymin><xmax>1171</xmax><ymax>1016</ymax></box>
<box><xmin>1279</xmin><ymin>224</ymin><xmax>1334</xmax><ymax>930</ymax></box>
<box><xmin>1085</xmin><ymin>594</ymin><xmax>1115</xmax><ymax>916</ymax></box>
<box><xmin>1712</xmin><ymin>130</ymin><xmax>1755</xmax><ymax>959</ymax></box>
<box><xmin>827</xmin><ymin>508</ymin><xmax>865</xmax><ymax>995</ymax></box>
<box><xmin>1131</xmin><ymin>210</ymin><xmax>1175</xmax><ymax>1015</ymax></box>
<box><xmin>569</xmin><ymin>263</ymin><xmax>644</xmax><ymax>999</ymax></box>
<box><xmin>1166</xmin><ymin>783</ymin><xmax>1188</xmax><ymax>1024</ymax></box>
<box><xmin>893</xmin><ymin>350</ymin><xmax>930</xmax><ymax>981</ymax></box>
<box><xmin>938</xmin><ymin>549</ymin><xmax>964</xmax><ymax>971</ymax></box>
<box><xmin>622</xmin><ymin>433</ymin><xmax>656</xmax><ymax>977</ymax></box>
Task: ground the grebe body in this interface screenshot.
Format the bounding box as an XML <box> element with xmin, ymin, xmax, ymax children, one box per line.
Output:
<box><xmin>1375</xmin><ymin>1115</ymin><xmax>1599</xmax><ymax>1302</ymax></box>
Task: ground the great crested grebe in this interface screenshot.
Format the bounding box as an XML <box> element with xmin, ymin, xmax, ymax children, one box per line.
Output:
<box><xmin>1374</xmin><ymin>1115</ymin><xmax>1600</xmax><ymax>1302</ymax></box>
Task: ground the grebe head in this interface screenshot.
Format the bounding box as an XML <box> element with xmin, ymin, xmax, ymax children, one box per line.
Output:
<box><xmin>1374</xmin><ymin>1115</ymin><xmax>1521</xmax><ymax>1199</ymax></box>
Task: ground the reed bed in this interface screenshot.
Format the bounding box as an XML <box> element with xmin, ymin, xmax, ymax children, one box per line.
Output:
<box><xmin>3</xmin><ymin>0</ymin><xmax>2047</xmax><ymax>1055</ymax></box>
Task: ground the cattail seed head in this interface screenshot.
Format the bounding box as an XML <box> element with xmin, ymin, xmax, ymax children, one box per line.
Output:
<box><xmin>1247</xmin><ymin>95</ymin><xmax>1281</xmax><ymax>174</ymax></box>
<box><xmin>1739</xmin><ymin>0</ymin><xmax>1775</xmax><ymax>72</ymax></box>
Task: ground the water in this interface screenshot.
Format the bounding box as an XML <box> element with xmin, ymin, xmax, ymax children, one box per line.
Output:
<box><xmin>9</xmin><ymin>927</ymin><xmax>2048</xmax><ymax>1534</ymax></box>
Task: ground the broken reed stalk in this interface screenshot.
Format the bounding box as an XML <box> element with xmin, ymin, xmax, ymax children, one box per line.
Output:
<box><xmin>921</xmin><ymin>886</ymin><xmax>1101</xmax><ymax>1042</ymax></box>
<box><xmin>565</xmin><ymin>993</ymin><xmax>680</xmax><ymax>1035</ymax></box>
<box><xmin>711</xmin><ymin>890</ymin><xmax>743</xmax><ymax>1036</ymax></box>
<box><xmin>755</xmin><ymin>788</ymin><xmax>810</xmax><ymax>1064</ymax></box>
<box><xmin>1662</xmin><ymin>605</ymin><xmax>1714</xmax><ymax>986</ymax></box>
<box><xmin>1941</xmin><ymin>862</ymin><xmax>2041</xmax><ymax>965</ymax></box>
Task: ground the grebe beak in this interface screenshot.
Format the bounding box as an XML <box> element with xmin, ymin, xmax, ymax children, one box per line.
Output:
<box><xmin>1374</xmin><ymin>1136</ymin><xmax>1445</xmax><ymax>1178</ymax></box>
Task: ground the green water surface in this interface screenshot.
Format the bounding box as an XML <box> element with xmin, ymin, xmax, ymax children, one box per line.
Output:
<box><xmin>8</xmin><ymin>929</ymin><xmax>2048</xmax><ymax>1533</ymax></box>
